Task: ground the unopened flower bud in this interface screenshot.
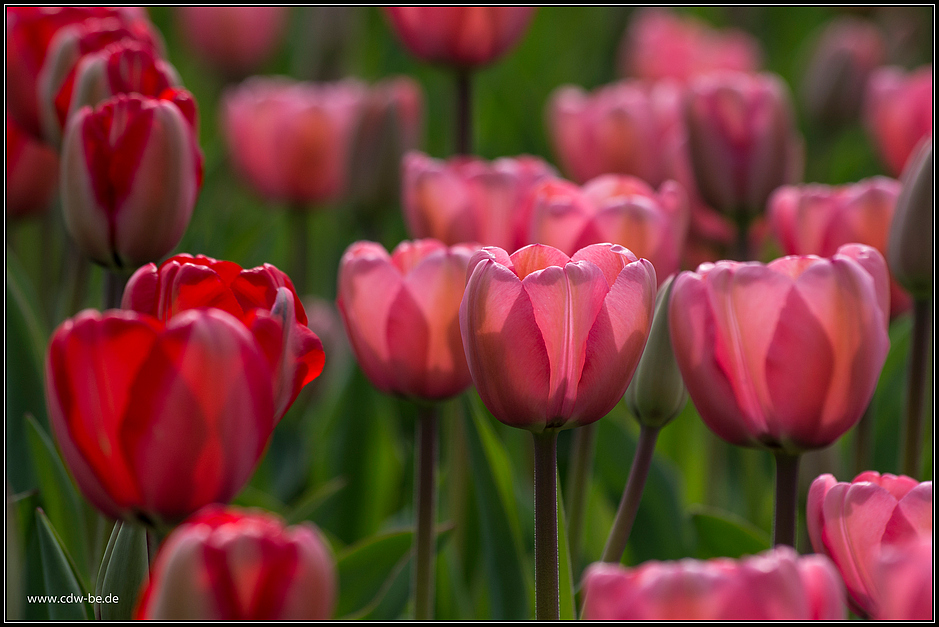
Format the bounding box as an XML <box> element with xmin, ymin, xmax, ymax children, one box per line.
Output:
<box><xmin>888</xmin><ymin>139</ymin><xmax>933</xmax><ymax>300</ymax></box>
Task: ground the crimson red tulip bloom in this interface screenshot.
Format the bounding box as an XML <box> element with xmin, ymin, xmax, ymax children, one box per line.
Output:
<box><xmin>45</xmin><ymin>309</ymin><xmax>275</xmax><ymax>527</ymax></box>
<box><xmin>123</xmin><ymin>254</ymin><xmax>325</xmax><ymax>422</ymax></box>
<box><xmin>136</xmin><ymin>505</ymin><xmax>335</xmax><ymax>620</ymax></box>
<box><xmin>176</xmin><ymin>7</ymin><xmax>288</xmax><ymax>77</ymax></box>
<box><xmin>864</xmin><ymin>64</ymin><xmax>933</xmax><ymax>176</ymax></box>
<box><xmin>807</xmin><ymin>472</ymin><xmax>933</xmax><ymax>618</ymax></box>
<box><xmin>669</xmin><ymin>244</ymin><xmax>890</xmax><ymax>453</ymax></box>
<box><xmin>582</xmin><ymin>547</ymin><xmax>845</xmax><ymax>620</ymax></box>
<box><xmin>460</xmin><ymin>243</ymin><xmax>656</xmax><ymax>431</ymax></box>
<box><xmin>6</xmin><ymin>113</ymin><xmax>58</xmax><ymax>220</ymax></box>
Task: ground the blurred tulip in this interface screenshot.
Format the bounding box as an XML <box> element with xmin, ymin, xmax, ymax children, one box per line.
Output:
<box><xmin>60</xmin><ymin>90</ymin><xmax>203</xmax><ymax>271</ymax></box>
<box><xmin>221</xmin><ymin>76</ymin><xmax>365</xmax><ymax>206</ymax></box>
<box><xmin>685</xmin><ymin>71</ymin><xmax>803</xmax><ymax>220</ymax></box>
<box><xmin>136</xmin><ymin>505</ymin><xmax>335</xmax><ymax>620</ymax></box>
<box><xmin>888</xmin><ymin>139</ymin><xmax>933</xmax><ymax>300</ymax></box>
<box><xmin>670</xmin><ymin>244</ymin><xmax>890</xmax><ymax>453</ymax></box>
<box><xmin>802</xmin><ymin>17</ymin><xmax>885</xmax><ymax>126</ymax></box>
<box><xmin>402</xmin><ymin>151</ymin><xmax>556</xmax><ymax>250</ymax></box>
<box><xmin>807</xmin><ymin>471</ymin><xmax>933</xmax><ymax>617</ymax></box>
<box><xmin>384</xmin><ymin>7</ymin><xmax>536</xmax><ymax>68</ymax></box>
<box><xmin>6</xmin><ymin>113</ymin><xmax>58</xmax><ymax>220</ymax></box>
<box><xmin>865</xmin><ymin>65</ymin><xmax>933</xmax><ymax>176</ymax></box>
<box><xmin>769</xmin><ymin>177</ymin><xmax>910</xmax><ymax>317</ymax></box>
<box><xmin>176</xmin><ymin>7</ymin><xmax>288</xmax><ymax>78</ymax></box>
<box><xmin>527</xmin><ymin>175</ymin><xmax>689</xmax><ymax>279</ymax></box>
<box><xmin>123</xmin><ymin>254</ymin><xmax>325</xmax><ymax>422</ymax></box>
<box><xmin>460</xmin><ymin>243</ymin><xmax>656</xmax><ymax>432</ymax></box>
<box><xmin>872</xmin><ymin>538</ymin><xmax>934</xmax><ymax>621</ymax></box>
<box><xmin>337</xmin><ymin>239</ymin><xmax>478</xmax><ymax>401</ymax></box>
<box><xmin>45</xmin><ymin>309</ymin><xmax>275</xmax><ymax>527</ymax></box>
<box><xmin>619</xmin><ymin>8</ymin><xmax>762</xmax><ymax>83</ymax></box>
<box><xmin>582</xmin><ymin>546</ymin><xmax>845</xmax><ymax>620</ymax></box>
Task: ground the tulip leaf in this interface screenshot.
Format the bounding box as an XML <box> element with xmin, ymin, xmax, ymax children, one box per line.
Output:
<box><xmin>35</xmin><ymin>509</ymin><xmax>89</xmax><ymax>620</ymax></box>
<box><xmin>689</xmin><ymin>505</ymin><xmax>771</xmax><ymax>559</ymax></box>
<box><xmin>557</xmin><ymin>470</ymin><xmax>575</xmax><ymax>621</ymax></box>
<box><xmin>335</xmin><ymin>529</ymin><xmax>413</xmax><ymax>619</ymax></box>
<box><xmin>94</xmin><ymin>522</ymin><xmax>121</xmax><ymax>602</ymax></box>
<box><xmin>284</xmin><ymin>476</ymin><xmax>348</xmax><ymax>524</ymax></box>
<box><xmin>97</xmin><ymin>522</ymin><xmax>149</xmax><ymax>620</ymax></box>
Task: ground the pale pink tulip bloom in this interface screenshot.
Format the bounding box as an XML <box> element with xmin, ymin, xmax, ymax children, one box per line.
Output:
<box><xmin>872</xmin><ymin>537</ymin><xmax>934</xmax><ymax>621</ymax></box>
<box><xmin>865</xmin><ymin>64</ymin><xmax>933</xmax><ymax>176</ymax></box>
<box><xmin>177</xmin><ymin>7</ymin><xmax>287</xmax><ymax>77</ymax></box>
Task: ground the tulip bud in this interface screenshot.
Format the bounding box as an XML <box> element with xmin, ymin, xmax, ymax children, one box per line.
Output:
<box><xmin>864</xmin><ymin>65</ymin><xmax>932</xmax><ymax>176</ymax></box>
<box><xmin>136</xmin><ymin>505</ymin><xmax>336</xmax><ymax>620</ymax></box>
<box><xmin>6</xmin><ymin>113</ymin><xmax>58</xmax><ymax>220</ymax></box>
<box><xmin>176</xmin><ymin>7</ymin><xmax>288</xmax><ymax>78</ymax></box>
<box><xmin>888</xmin><ymin>139</ymin><xmax>933</xmax><ymax>300</ymax></box>
<box><xmin>61</xmin><ymin>90</ymin><xmax>204</xmax><ymax>271</ymax></box>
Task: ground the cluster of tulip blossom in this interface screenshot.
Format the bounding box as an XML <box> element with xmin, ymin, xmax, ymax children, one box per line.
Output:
<box><xmin>6</xmin><ymin>5</ymin><xmax>934</xmax><ymax>622</ymax></box>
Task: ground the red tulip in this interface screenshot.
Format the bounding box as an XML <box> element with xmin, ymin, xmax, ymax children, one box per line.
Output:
<box><xmin>769</xmin><ymin>177</ymin><xmax>910</xmax><ymax>318</ymax></box>
<box><xmin>582</xmin><ymin>547</ymin><xmax>845</xmax><ymax>620</ymax></box>
<box><xmin>176</xmin><ymin>7</ymin><xmax>288</xmax><ymax>77</ymax></box>
<box><xmin>6</xmin><ymin>113</ymin><xmax>58</xmax><ymax>220</ymax></box>
<box><xmin>460</xmin><ymin>243</ymin><xmax>656</xmax><ymax>431</ymax></box>
<box><xmin>872</xmin><ymin>538</ymin><xmax>933</xmax><ymax>621</ymax></box>
<box><xmin>402</xmin><ymin>151</ymin><xmax>556</xmax><ymax>251</ymax></box>
<box><xmin>221</xmin><ymin>76</ymin><xmax>365</xmax><ymax>206</ymax></box>
<box><xmin>864</xmin><ymin>64</ymin><xmax>933</xmax><ymax>176</ymax></box>
<box><xmin>337</xmin><ymin>239</ymin><xmax>479</xmax><ymax>401</ymax></box>
<box><xmin>135</xmin><ymin>505</ymin><xmax>335</xmax><ymax>620</ymax></box>
<box><xmin>60</xmin><ymin>90</ymin><xmax>204</xmax><ymax>271</ymax></box>
<box><xmin>527</xmin><ymin>175</ymin><xmax>689</xmax><ymax>279</ymax></box>
<box><xmin>123</xmin><ymin>254</ymin><xmax>325</xmax><ymax>422</ymax></box>
<box><xmin>384</xmin><ymin>7</ymin><xmax>536</xmax><ymax>69</ymax></box>
<box><xmin>669</xmin><ymin>244</ymin><xmax>890</xmax><ymax>452</ymax></box>
<box><xmin>45</xmin><ymin>309</ymin><xmax>275</xmax><ymax>527</ymax></box>
<box><xmin>618</xmin><ymin>8</ymin><xmax>762</xmax><ymax>83</ymax></box>
<box><xmin>807</xmin><ymin>472</ymin><xmax>932</xmax><ymax>618</ymax></box>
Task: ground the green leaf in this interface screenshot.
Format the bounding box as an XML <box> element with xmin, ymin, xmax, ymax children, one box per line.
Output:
<box><xmin>35</xmin><ymin>509</ymin><xmax>89</xmax><ymax>620</ymax></box>
<box><xmin>689</xmin><ymin>505</ymin><xmax>771</xmax><ymax>559</ymax></box>
<box><xmin>94</xmin><ymin>523</ymin><xmax>120</xmax><ymax>601</ymax></box>
<box><xmin>556</xmin><ymin>471</ymin><xmax>575</xmax><ymax>621</ymax></box>
<box><xmin>98</xmin><ymin>522</ymin><xmax>149</xmax><ymax>620</ymax></box>
<box><xmin>336</xmin><ymin>529</ymin><xmax>413</xmax><ymax>619</ymax></box>
<box><xmin>284</xmin><ymin>477</ymin><xmax>348</xmax><ymax>524</ymax></box>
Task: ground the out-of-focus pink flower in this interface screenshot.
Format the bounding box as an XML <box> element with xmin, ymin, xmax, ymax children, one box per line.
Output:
<box><xmin>402</xmin><ymin>151</ymin><xmax>556</xmax><ymax>251</ymax></box>
<box><xmin>7</xmin><ymin>113</ymin><xmax>58</xmax><ymax>220</ymax></box>
<box><xmin>685</xmin><ymin>71</ymin><xmax>803</xmax><ymax>218</ymax></box>
<box><xmin>221</xmin><ymin>76</ymin><xmax>365</xmax><ymax>206</ymax></box>
<box><xmin>460</xmin><ymin>243</ymin><xmax>656</xmax><ymax>432</ymax></box>
<box><xmin>769</xmin><ymin>177</ymin><xmax>910</xmax><ymax>318</ymax></box>
<box><xmin>582</xmin><ymin>546</ymin><xmax>845</xmax><ymax>620</ymax></box>
<box><xmin>865</xmin><ymin>65</ymin><xmax>933</xmax><ymax>176</ymax></box>
<box><xmin>888</xmin><ymin>139</ymin><xmax>933</xmax><ymax>300</ymax></box>
<box><xmin>872</xmin><ymin>538</ymin><xmax>934</xmax><ymax>621</ymax></box>
<box><xmin>619</xmin><ymin>8</ymin><xmax>762</xmax><ymax>83</ymax></box>
<box><xmin>527</xmin><ymin>175</ymin><xmax>689</xmax><ymax>279</ymax></box>
<box><xmin>384</xmin><ymin>7</ymin><xmax>536</xmax><ymax>69</ymax></box>
<box><xmin>176</xmin><ymin>7</ymin><xmax>288</xmax><ymax>77</ymax></box>
<box><xmin>337</xmin><ymin>239</ymin><xmax>479</xmax><ymax>401</ymax></box>
<box><xmin>670</xmin><ymin>244</ymin><xmax>890</xmax><ymax>453</ymax></box>
<box><xmin>807</xmin><ymin>472</ymin><xmax>933</xmax><ymax>617</ymax></box>
<box><xmin>136</xmin><ymin>505</ymin><xmax>335</xmax><ymax>620</ymax></box>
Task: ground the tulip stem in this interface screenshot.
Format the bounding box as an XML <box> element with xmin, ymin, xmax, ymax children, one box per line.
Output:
<box><xmin>533</xmin><ymin>429</ymin><xmax>559</xmax><ymax>621</ymax></box>
<box><xmin>901</xmin><ymin>298</ymin><xmax>931</xmax><ymax>479</ymax></box>
<box><xmin>601</xmin><ymin>425</ymin><xmax>660</xmax><ymax>563</ymax></box>
<box><xmin>772</xmin><ymin>451</ymin><xmax>800</xmax><ymax>547</ymax></box>
<box><xmin>289</xmin><ymin>207</ymin><xmax>309</xmax><ymax>295</ymax></box>
<box><xmin>733</xmin><ymin>212</ymin><xmax>752</xmax><ymax>261</ymax></box>
<box><xmin>565</xmin><ymin>422</ymin><xmax>597</xmax><ymax>573</ymax></box>
<box><xmin>853</xmin><ymin>403</ymin><xmax>874</xmax><ymax>477</ymax></box>
<box><xmin>455</xmin><ymin>70</ymin><xmax>472</xmax><ymax>155</ymax></box>
<box><xmin>413</xmin><ymin>405</ymin><xmax>438</xmax><ymax>620</ymax></box>
<box><xmin>103</xmin><ymin>269</ymin><xmax>127</xmax><ymax>310</ymax></box>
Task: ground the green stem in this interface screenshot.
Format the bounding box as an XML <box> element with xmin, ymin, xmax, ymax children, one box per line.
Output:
<box><xmin>533</xmin><ymin>430</ymin><xmax>559</xmax><ymax>621</ymax></box>
<box><xmin>565</xmin><ymin>423</ymin><xmax>597</xmax><ymax>574</ymax></box>
<box><xmin>289</xmin><ymin>207</ymin><xmax>309</xmax><ymax>295</ymax></box>
<box><xmin>772</xmin><ymin>451</ymin><xmax>800</xmax><ymax>547</ymax></box>
<box><xmin>901</xmin><ymin>298</ymin><xmax>931</xmax><ymax>479</ymax></box>
<box><xmin>601</xmin><ymin>425</ymin><xmax>660</xmax><ymax>563</ymax></box>
<box><xmin>455</xmin><ymin>70</ymin><xmax>472</xmax><ymax>155</ymax></box>
<box><xmin>413</xmin><ymin>406</ymin><xmax>438</xmax><ymax>620</ymax></box>
<box><xmin>733</xmin><ymin>210</ymin><xmax>752</xmax><ymax>261</ymax></box>
<box><xmin>103</xmin><ymin>269</ymin><xmax>128</xmax><ymax>310</ymax></box>
<box><xmin>853</xmin><ymin>403</ymin><xmax>874</xmax><ymax>477</ymax></box>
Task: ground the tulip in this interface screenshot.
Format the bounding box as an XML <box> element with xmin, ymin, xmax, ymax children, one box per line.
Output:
<box><xmin>60</xmin><ymin>90</ymin><xmax>204</xmax><ymax>271</ymax></box>
<box><xmin>807</xmin><ymin>472</ymin><xmax>933</xmax><ymax>617</ymax></box>
<box><xmin>888</xmin><ymin>139</ymin><xmax>933</xmax><ymax>300</ymax></box>
<box><xmin>45</xmin><ymin>309</ymin><xmax>276</xmax><ymax>528</ymax></box>
<box><xmin>383</xmin><ymin>7</ymin><xmax>536</xmax><ymax>69</ymax></box>
<box><xmin>872</xmin><ymin>538</ymin><xmax>934</xmax><ymax>621</ymax></box>
<box><xmin>176</xmin><ymin>7</ymin><xmax>288</xmax><ymax>77</ymax></box>
<box><xmin>527</xmin><ymin>175</ymin><xmax>689</xmax><ymax>280</ymax></box>
<box><xmin>769</xmin><ymin>177</ymin><xmax>910</xmax><ymax>318</ymax></box>
<box><xmin>864</xmin><ymin>65</ymin><xmax>933</xmax><ymax>176</ymax></box>
<box><xmin>402</xmin><ymin>151</ymin><xmax>556</xmax><ymax>251</ymax></box>
<box><xmin>6</xmin><ymin>113</ymin><xmax>58</xmax><ymax>220</ymax></box>
<box><xmin>582</xmin><ymin>546</ymin><xmax>846</xmax><ymax>620</ymax></box>
<box><xmin>135</xmin><ymin>505</ymin><xmax>335</xmax><ymax>620</ymax></box>
<box><xmin>618</xmin><ymin>8</ymin><xmax>762</xmax><ymax>83</ymax></box>
<box><xmin>123</xmin><ymin>254</ymin><xmax>325</xmax><ymax>422</ymax></box>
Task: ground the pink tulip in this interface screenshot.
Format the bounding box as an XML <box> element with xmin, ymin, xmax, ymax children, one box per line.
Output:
<box><xmin>685</xmin><ymin>71</ymin><xmax>803</xmax><ymax>217</ymax></box>
<box><xmin>7</xmin><ymin>113</ymin><xmax>58</xmax><ymax>220</ymax></box>
<box><xmin>670</xmin><ymin>244</ymin><xmax>890</xmax><ymax>452</ymax></box>
<box><xmin>619</xmin><ymin>8</ymin><xmax>762</xmax><ymax>83</ymax></box>
<box><xmin>221</xmin><ymin>76</ymin><xmax>365</xmax><ymax>206</ymax></box>
<box><xmin>769</xmin><ymin>177</ymin><xmax>910</xmax><ymax>318</ymax></box>
<box><xmin>460</xmin><ymin>243</ymin><xmax>656</xmax><ymax>431</ymax></box>
<box><xmin>384</xmin><ymin>7</ymin><xmax>536</xmax><ymax>69</ymax></box>
<box><xmin>582</xmin><ymin>546</ymin><xmax>845</xmax><ymax>620</ymax></box>
<box><xmin>865</xmin><ymin>65</ymin><xmax>933</xmax><ymax>176</ymax></box>
<box><xmin>527</xmin><ymin>175</ymin><xmax>689</xmax><ymax>279</ymax></box>
<box><xmin>402</xmin><ymin>151</ymin><xmax>556</xmax><ymax>251</ymax></box>
<box><xmin>176</xmin><ymin>7</ymin><xmax>288</xmax><ymax>77</ymax></box>
<box><xmin>807</xmin><ymin>472</ymin><xmax>933</xmax><ymax>618</ymax></box>
<box><xmin>337</xmin><ymin>239</ymin><xmax>479</xmax><ymax>401</ymax></box>
<box><xmin>872</xmin><ymin>538</ymin><xmax>933</xmax><ymax>621</ymax></box>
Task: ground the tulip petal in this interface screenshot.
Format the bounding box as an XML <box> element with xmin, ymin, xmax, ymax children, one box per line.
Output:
<box><xmin>883</xmin><ymin>482</ymin><xmax>933</xmax><ymax>546</ymax></box>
